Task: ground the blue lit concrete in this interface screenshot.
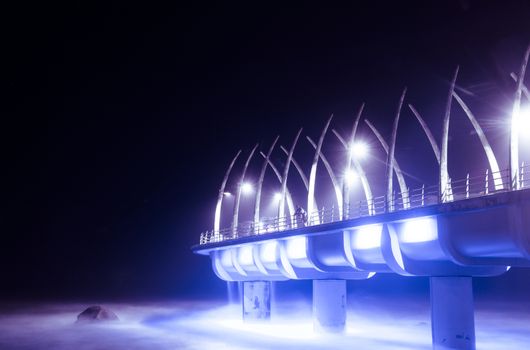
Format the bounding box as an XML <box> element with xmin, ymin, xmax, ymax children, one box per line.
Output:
<box><xmin>431</xmin><ymin>277</ymin><xmax>475</xmax><ymax>350</ymax></box>
<box><xmin>194</xmin><ymin>189</ymin><xmax>530</xmax><ymax>349</ymax></box>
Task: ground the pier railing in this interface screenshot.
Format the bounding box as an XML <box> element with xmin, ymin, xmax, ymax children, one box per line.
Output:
<box><xmin>199</xmin><ymin>164</ymin><xmax>529</xmax><ymax>245</ymax></box>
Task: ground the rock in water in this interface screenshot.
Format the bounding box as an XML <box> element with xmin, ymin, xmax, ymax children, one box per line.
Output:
<box><xmin>76</xmin><ymin>305</ymin><xmax>119</xmax><ymax>323</ymax></box>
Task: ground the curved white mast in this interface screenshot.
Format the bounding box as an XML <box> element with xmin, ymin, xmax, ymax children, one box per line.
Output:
<box><xmin>306</xmin><ymin>136</ymin><xmax>343</xmax><ymax>219</ymax></box>
<box><xmin>509</xmin><ymin>73</ymin><xmax>530</xmax><ymax>101</ymax></box>
<box><xmin>453</xmin><ymin>92</ymin><xmax>503</xmax><ymax>190</ymax></box>
<box><xmin>279</xmin><ymin>129</ymin><xmax>303</xmax><ymax>221</ymax></box>
<box><xmin>214</xmin><ymin>150</ymin><xmax>241</xmax><ymax>237</ymax></box>
<box><xmin>332</xmin><ymin>129</ymin><xmax>374</xmax><ymax>215</ymax></box>
<box><xmin>408</xmin><ymin>104</ymin><xmax>441</xmax><ymax>163</ymax></box>
<box><xmin>258</xmin><ymin>152</ymin><xmax>295</xmax><ymax>220</ymax></box>
<box><xmin>440</xmin><ymin>66</ymin><xmax>460</xmax><ymax>202</ymax></box>
<box><xmin>510</xmin><ymin>44</ymin><xmax>530</xmax><ymax>190</ymax></box>
<box><xmin>232</xmin><ymin>144</ymin><xmax>259</xmax><ymax>234</ymax></box>
<box><xmin>280</xmin><ymin>145</ymin><xmax>319</xmax><ymax>212</ymax></box>
<box><xmin>307</xmin><ymin>116</ymin><xmax>333</xmax><ymax>220</ymax></box>
<box><xmin>386</xmin><ymin>88</ymin><xmax>408</xmax><ymax>211</ymax></box>
<box><xmin>364</xmin><ymin>119</ymin><xmax>408</xmax><ymax>208</ymax></box>
<box><xmin>253</xmin><ymin>136</ymin><xmax>279</xmax><ymax>225</ymax></box>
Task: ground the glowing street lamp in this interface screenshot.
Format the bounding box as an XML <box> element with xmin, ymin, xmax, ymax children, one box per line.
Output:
<box><xmin>223</xmin><ymin>191</ymin><xmax>232</xmax><ymax>197</ymax></box>
<box><xmin>241</xmin><ymin>182</ymin><xmax>253</xmax><ymax>195</ymax></box>
<box><xmin>273</xmin><ymin>192</ymin><xmax>283</xmax><ymax>202</ymax></box>
<box><xmin>350</xmin><ymin>141</ymin><xmax>369</xmax><ymax>159</ymax></box>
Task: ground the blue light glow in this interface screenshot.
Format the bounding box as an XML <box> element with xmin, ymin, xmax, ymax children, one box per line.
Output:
<box><xmin>285</xmin><ymin>237</ymin><xmax>307</xmax><ymax>259</ymax></box>
<box><xmin>352</xmin><ymin>224</ymin><xmax>382</xmax><ymax>249</ymax></box>
<box><xmin>401</xmin><ymin>217</ymin><xmax>438</xmax><ymax>243</ymax></box>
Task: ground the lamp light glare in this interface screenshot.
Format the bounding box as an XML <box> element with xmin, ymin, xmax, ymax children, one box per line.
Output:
<box><xmin>345</xmin><ymin>169</ymin><xmax>358</xmax><ymax>186</ymax></box>
<box><xmin>350</xmin><ymin>141</ymin><xmax>369</xmax><ymax>159</ymax></box>
<box><xmin>241</xmin><ymin>182</ymin><xmax>253</xmax><ymax>195</ymax></box>
<box><xmin>223</xmin><ymin>191</ymin><xmax>232</xmax><ymax>197</ymax></box>
<box><xmin>401</xmin><ymin>217</ymin><xmax>438</xmax><ymax>243</ymax></box>
<box><xmin>238</xmin><ymin>245</ymin><xmax>254</xmax><ymax>266</ymax></box>
<box><xmin>286</xmin><ymin>237</ymin><xmax>307</xmax><ymax>259</ymax></box>
<box><xmin>260</xmin><ymin>241</ymin><xmax>278</xmax><ymax>263</ymax></box>
<box><xmin>352</xmin><ymin>224</ymin><xmax>382</xmax><ymax>249</ymax></box>
<box><xmin>274</xmin><ymin>192</ymin><xmax>283</xmax><ymax>202</ymax></box>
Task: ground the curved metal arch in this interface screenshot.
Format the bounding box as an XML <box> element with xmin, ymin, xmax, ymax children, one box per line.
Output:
<box><xmin>453</xmin><ymin>91</ymin><xmax>503</xmax><ymax>190</ymax></box>
<box><xmin>280</xmin><ymin>145</ymin><xmax>309</xmax><ymax>189</ymax></box>
<box><xmin>510</xmin><ymin>72</ymin><xmax>530</xmax><ymax>101</ymax></box>
<box><xmin>214</xmin><ymin>150</ymin><xmax>241</xmax><ymax>235</ymax></box>
<box><xmin>408</xmin><ymin>104</ymin><xmax>441</xmax><ymax>163</ymax></box>
<box><xmin>332</xmin><ymin>129</ymin><xmax>374</xmax><ymax>215</ymax></box>
<box><xmin>307</xmin><ymin>116</ymin><xmax>333</xmax><ymax>218</ymax></box>
<box><xmin>345</xmin><ymin>104</ymin><xmax>374</xmax><ymax>216</ymax></box>
<box><xmin>232</xmin><ymin>144</ymin><xmax>259</xmax><ymax>234</ymax></box>
<box><xmin>279</xmin><ymin>128</ymin><xmax>303</xmax><ymax>219</ymax></box>
<box><xmin>510</xmin><ymin>44</ymin><xmax>530</xmax><ymax>189</ymax></box>
<box><xmin>279</xmin><ymin>145</ymin><xmax>319</xmax><ymax>212</ymax></box>
<box><xmin>253</xmin><ymin>136</ymin><xmax>279</xmax><ymax>225</ymax></box>
<box><xmin>306</xmin><ymin>136</ymin><xmax>343</xmax><ymax>219</ymax></box>
<box><xmin>440</xmin><ymin>66</ymin><xmax>460</xmax><ymax>202</ymax></box>
<box><xmin>258</xmin><ymin>152</ymin><xmax>295</xmax><ymax>219</ymax></box>
<box><xmin>364</xmin><ymin>119</ymin><xmax>409</xmax><ymax>207</ymax></box>
<box><xmin>387</xmin><ymin>88</ymin><xmax>408</xmax><ymax>211</ymax></box>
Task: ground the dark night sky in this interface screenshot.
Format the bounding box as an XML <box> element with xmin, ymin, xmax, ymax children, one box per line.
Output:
<box><xmin>2</xmin><ymin>1</ymin><xmax>530</xmax><ymax>300</ymax></box>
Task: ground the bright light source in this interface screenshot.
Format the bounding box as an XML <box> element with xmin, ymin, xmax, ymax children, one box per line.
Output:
<box><xmin>350</xmin><ymin>141</ymin><xmax>369</xmax><ymax>159</ymax></box>
<box><xmin>241</xmin><ymin>182</ymin><xmax>253</xmax><ymax>195</ymax></box>
<box><xmin>274</xmin><ymin>192</ymin><xmax>283</xmax><ymax>202</ymax></box>
<box><xmin>260</xmin><ymin>241</ymin><xmax>278</xmax><ymax>263</ymax></box>
<box><xmin>223</xmin><ymin>191</ymin><xmax>232</xmax><ymax>197</ymax></box>
<box><xmin>401</xmin><ymin>217</ymin><xmax>438</xmax><ymax>243</ymax></box>
<box><xmin>352</xmin><ymin>224</ymin><xmax>382</xmax><ymax>249</ymax></box>
<box><xmin>238</xmin><ymin>245</ymin><xmax>254</xmax><ymax>266</ymax></box>
<box><xmin>345</xmin><ymin>169</ymin><xmax>358</xmax><ymax>186</ymax></box>
<box><xmin>286</xmin><ymin>237</ymin><xmax>307</xmax><ymax>259</ymax></box>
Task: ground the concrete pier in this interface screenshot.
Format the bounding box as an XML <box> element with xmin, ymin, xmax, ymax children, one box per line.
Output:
<box><xmin>430</xmin><ymin>277</ymin><xmax>475</xmax><ymax>350</ymax></box>
<box><xmin>242</xmin><ymin>281</ymin><xmax>271</xmax><ymax>321</ymax></box>
<box><xmin>313</xmin><ymin>279</ymin><xmax>347</xmax><ymax>333</ymax></box>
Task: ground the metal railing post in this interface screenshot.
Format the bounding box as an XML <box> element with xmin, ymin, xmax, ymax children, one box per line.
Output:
<box><xmin>466</xmin><ymin>173</ymin><xmax>470</xmax><ymax>199</ymax></box>
<box><xmin>485</xmin><ymin>168</ymin><xmax>489</xmax><ymax>195</ymax></box>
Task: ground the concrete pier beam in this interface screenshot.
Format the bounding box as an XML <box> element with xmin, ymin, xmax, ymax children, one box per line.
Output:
<box><xmin>430</xmin><ymin>277</ymin><xmax>475</xmax><ymax>350</ymax></box>
<box><xmin>313</xmin><ymin>279</ymin><xmax>347</xmax><ymax>333</ymax></box>
<box><xmin>242</xmin><ymin>281</ymin><xmax>271</xmax><ymax>321</ymax></box>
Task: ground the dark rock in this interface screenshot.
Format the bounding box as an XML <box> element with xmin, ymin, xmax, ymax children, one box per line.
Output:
<box><xmin>76</xmin><ymin>305</ymin><xmax>119</xmax><ymax>323</ymax></box>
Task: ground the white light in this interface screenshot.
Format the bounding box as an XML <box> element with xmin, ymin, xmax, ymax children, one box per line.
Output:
<box><xmin>223</xmin><ymin>191</ymin><xmax>232</xmax><ymax>197</ymax></box>
<box><xmin>238</xmin><ymin>245</ymin><xmax>254</xmax><ymax>266</ymax></box>
<box><xmin>273</xmin><ymin>192</ymin><xmax>283</xmax><ymax>202</ymax></box>
<box><xmin>350</xmin><ymin>141</ymin><xmax>369</xmax><ymax>159</ymax></box>
<box><xmin>520</xmin><ymin>107</ymin><xmax>530</xmax><ymax>138</ymax></box>
<box><xmin>260</xmin><ymin>241</ymin><xmax>278</xmax><ymax>263</ymax></box>
<box><xmin>345</xmin><ymin>169</ymin><xmax>358</xmax><ymax>186</ymax></box>
<box><xmin>286</xmin><ymin>237</ymin><xmax>307</xmax><ymax>259</ymax></box>
<box><xmin>401</xmin><ymin>217</ymin><xmax>438</xmax><ymax>243</ymax></box>
<box><xmin>352</xmin><ymin>224</ymin><xmax>382</xmax><ymax>249</ymax></box>
<box><xmin>241</xmin><ymin>182</ymin><xmax>253</xmax><ymax>195</ymax></box>
<box><xmin>220</xmin><ymin>249</ymin><xmax>233</xmax><ymax>267</ymax></box>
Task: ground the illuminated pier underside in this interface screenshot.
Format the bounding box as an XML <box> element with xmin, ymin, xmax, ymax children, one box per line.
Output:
<box><xmin>194</xmin><ymin>189</ymin><xmax>530</xmax><ymax>348</ymax></box>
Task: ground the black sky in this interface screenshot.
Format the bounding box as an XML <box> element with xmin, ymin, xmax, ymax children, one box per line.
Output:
<box><xmin>2</xmin><ymin>1</ymin><xmax>530</xmax><ymax>300</ymax></box>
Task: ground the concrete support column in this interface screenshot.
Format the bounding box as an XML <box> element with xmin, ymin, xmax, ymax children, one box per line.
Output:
<box><xmin>313</xmin><ymin>279</ymin><xmax>346</xmax><ymax>333</ymax></box>
<box><xmin>242</xmin><ymin>281</ymin><xmax>271</xmax><ymax>321</ymax></box>
<box><xmin>430</xmin><ymin>277</ymin><xmax>475</xmax><ymax>350</ymax></box>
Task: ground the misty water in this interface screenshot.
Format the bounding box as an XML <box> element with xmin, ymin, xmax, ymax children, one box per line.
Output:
<box><xmin>1</xmin><ymin>296</ymin><xmax>529</xmax><ymax>350</ymax></box>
